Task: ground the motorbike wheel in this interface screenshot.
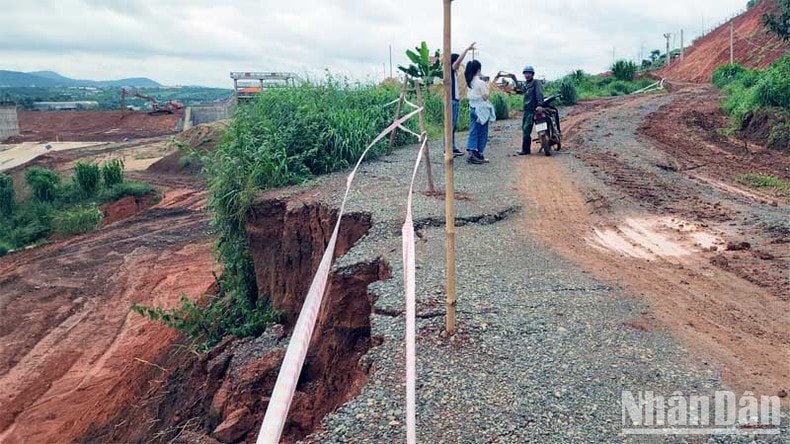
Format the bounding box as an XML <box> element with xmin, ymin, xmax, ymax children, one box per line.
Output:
<box><xmin>540</xmin><ymin>133</ymin><xmax>551</xmax><ymax>156</ymax></box>
<box><xmin>556</xmin><ymin>133</ymin><xmax>562</xmax><ymax>151</ymax></box>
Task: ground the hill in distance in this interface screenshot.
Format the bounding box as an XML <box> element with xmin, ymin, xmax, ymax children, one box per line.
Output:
<box><xmin>659</xmin><ymin>0</ymin><xmax>789</xmax><ymax>82</ymax></box>
<box><xmin>0</xmin><ymin>70</ymin><xmax>161</xmax><ymax>88</ymax></box>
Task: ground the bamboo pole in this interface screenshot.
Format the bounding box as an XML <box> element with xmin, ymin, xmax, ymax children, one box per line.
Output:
<box><xmin>414</xmin><ymin>80</ymin><xmax>436</xmax><ymax>193</ymax></box>
<box><xmin>387</xmin><ymin>77</ymin><xmax>409</xmax><ymax>155</ymax></box>
<box><xmin>442</xmin><ymin>0</ymin><xmax>456</xmax><ymax>333</ymax></box>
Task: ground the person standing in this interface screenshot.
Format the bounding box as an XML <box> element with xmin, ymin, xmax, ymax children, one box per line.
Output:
<box><xmin>517</xmin><ymin>65</ymin><xmax>544</xmax><ymax>155</ymax></box>
<box><xmin>448</xmin><ymin>42</ymin><xmax>476</xmax><ymax>157</ymax></box>
<box><xmin>465</xmin><ymin>60</ymin><xmax>496</xmax><ymax>164</ymax></box>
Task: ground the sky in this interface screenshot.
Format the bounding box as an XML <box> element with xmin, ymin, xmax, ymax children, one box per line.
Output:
<box><xmin>0</xmin><ymin>0</ymin><xmax>750</xmax><ymax>88</ymax></box>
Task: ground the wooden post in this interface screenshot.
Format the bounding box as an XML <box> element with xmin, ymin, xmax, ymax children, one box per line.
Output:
<box><xmin>386</xmin><ymin>77</ymin><xmax>409</xmax><ymax>155</ymax></box>
<box><xmin>414</xmin><ymin>80</ymin><xmax>436</xmax><ymax>193</ymax></box>
<box><xmin>442</xmin><ymin>0</ymin><xmax>456</xmax><ymax>333</ymax></box>
<box><xmin>730</xmin><ymin>20</ymin><xmax>734</xmax><ymax>65</ymax></box>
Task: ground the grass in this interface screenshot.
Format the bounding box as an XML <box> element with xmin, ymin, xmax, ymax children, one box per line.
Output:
<box><xmin>133</xmin><ymin>75</ymin><xmax>420</xmax><ymax>348</ymax></box>
<box><xmin>713</xmin><ymin>55</ymin><xmax>790</xmax><ymax>122</ymax></box>
<box><xmin>737</xmin><ymin>173</ymin><xmax>790</xmax><ymax>195</ymax></box>
<box><xmin>0</xmin><ymin>161</ymin><xmax>155</xmax><ymax>254</ymax></box>
<box><xmin>52</xmin><ymin>205</ymin><xmax>103</xmax><ymax>237</ymax></box>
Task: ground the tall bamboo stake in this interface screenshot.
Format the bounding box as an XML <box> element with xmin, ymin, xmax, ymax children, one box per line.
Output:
<box><xmin>414</xmin><ymin>80</ymin><xmax>436</xmax><ymax>192</ymax></box>
<box><xmin>387</xmin><ymin>77</ymin><xmax>409</xmax><ymax>155</ymax></box>
<box><xmin>442</xmin><ymin>0</ymin><xmax>456</xmax><ymax>333</ymax></box>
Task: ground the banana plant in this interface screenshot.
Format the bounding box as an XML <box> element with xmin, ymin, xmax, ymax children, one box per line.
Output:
<box><xmin>398</xmin><ymin>41</ymin><xmax>443</xmax><ymax>84</ymax></box>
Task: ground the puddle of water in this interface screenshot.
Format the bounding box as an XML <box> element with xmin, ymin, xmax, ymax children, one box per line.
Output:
<box><xmin>588</xmin><ymin>216</ymin><xmax>724</xmax><ymax>259</ymax></box>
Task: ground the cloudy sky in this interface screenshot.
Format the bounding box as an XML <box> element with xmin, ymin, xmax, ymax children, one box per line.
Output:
<box><xmin>1</xmin><ymin>0</ymin><xmax>748</xmax><ymax>88</ymax></box>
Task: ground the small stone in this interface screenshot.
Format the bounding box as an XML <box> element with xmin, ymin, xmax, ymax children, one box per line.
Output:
<box><xmin>212</xmin><ymin>407</ymin><xmax>254</xmax><ymax>443</ymax></box>
<box><xmin>779</xmin><ymin>389</ymin><xmax>788</xmax><ymax>398</ymax></box>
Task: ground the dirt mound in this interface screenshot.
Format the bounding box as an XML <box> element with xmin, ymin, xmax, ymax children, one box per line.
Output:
<box><xmin>11</xmin><ymin>110</ymin><xmax>181</xmax><ymax>143</ymax></box>
<box><xmin>147</xmin><ymin>121</ymin><xmax>229</xmax><ymax>176</ymax></box>
<box><xmin>99</xmin><ymin>193</ymin><xmax>158</xmax><ymax>226</ymax></box>
<box><xmin>82</xmin><ymin>196</ymin><xmax>388</xmax><ymax>443</ymax></box>
<box><xmin>659</xmin><ymin>0</ymin><xmax>789</xmax><ymax>83</ymax></box>
<box><xmin>741</xmin><ymin>107</ymin><xmax>790</xmax><ymax>151</ymax></box>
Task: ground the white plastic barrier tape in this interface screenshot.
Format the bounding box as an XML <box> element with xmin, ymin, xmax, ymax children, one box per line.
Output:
<box><xmin>257</xmin><ymin>106</ymin><xmax>424</xmax><ymax>444</ymax></box>
<box><xmin>402</xmin><ymin>134</ymin><xmax>428</xmax><ymax>444</ymax></box>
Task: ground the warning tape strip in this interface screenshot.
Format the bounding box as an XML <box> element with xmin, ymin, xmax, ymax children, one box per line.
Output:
<box><xmin>402</xmin><ymin>134</ymin><xmax>427</xmax><ymax>444</ymax></box>
<box><xmin>256</xmin><ymin>106</ymin><xmax>424</xmax><ymax>444</ymax></box>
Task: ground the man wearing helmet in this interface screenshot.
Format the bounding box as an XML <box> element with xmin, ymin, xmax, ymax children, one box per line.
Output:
<box><xmin>518</xmin><ymin>65</ymin><xmax>544</xmax><ymax>155</ymax></box>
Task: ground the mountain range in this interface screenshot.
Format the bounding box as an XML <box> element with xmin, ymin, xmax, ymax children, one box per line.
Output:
<box><xmin>0</xmin><ymin>70</ymin><xmax>161</xmax><ymax>88</ymax></box>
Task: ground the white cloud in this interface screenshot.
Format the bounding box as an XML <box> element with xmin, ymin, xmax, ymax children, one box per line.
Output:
<box><xmin>0</xmin><ymin>0</ymin><xmax>748</xmax><ymax>87</ymax></box>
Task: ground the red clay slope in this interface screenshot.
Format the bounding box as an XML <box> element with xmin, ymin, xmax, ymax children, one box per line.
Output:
<box><xmin>659</xmin><ymin>0</ymin><xmax>789</xmax><ymax>83</ymax></box>
<box><xmin>12</xmin><ymin>110</ymin><xmax>181</xmax><ymax>142</ymax></box>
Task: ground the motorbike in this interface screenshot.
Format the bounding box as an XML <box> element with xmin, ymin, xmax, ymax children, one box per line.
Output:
<box><xmin>492</xmin><ymin>72</ymin><xmax>563</xmax><ymax>156</ymax></box>
<box><xmin>533</xmin><ymin>96</ymin><xmax>562</xmax><ymax>156</ymax></box>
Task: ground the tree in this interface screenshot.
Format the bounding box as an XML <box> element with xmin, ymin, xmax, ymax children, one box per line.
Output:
<box><xmin>397</xmin><ymin>42</ymin><xmax>443</xmax><ymax>84</ymax></box>
<box><xmin>763</xmin><ymin>0</ymin><xmax>790</xmax><ymax>40</ymax></box>
<box><xmin>650</xmin><ymin>50</ymin><xmax>661</xmax><ymax>62</ymax></box>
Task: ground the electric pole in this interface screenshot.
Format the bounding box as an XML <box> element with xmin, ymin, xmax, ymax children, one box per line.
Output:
<box><xmin>664</xmin><ymin>33</ymin><xmax>672</xmax><ymax>68</ymax></box>
<box><xmin>389</xmin><ymin>44</ymin><xmax>393</xmax><ymax>78</ymax></box>
<box><xmin>680</xmin><ymin>29</ymin><xmax>684</xmax><ymax>60</ymax></box>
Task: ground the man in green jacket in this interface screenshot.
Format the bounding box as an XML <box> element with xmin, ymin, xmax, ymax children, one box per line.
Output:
<box><xmin>517</xmin><ymin>65</ymin><xmax>543</xmax><ymax>155</ymax></box>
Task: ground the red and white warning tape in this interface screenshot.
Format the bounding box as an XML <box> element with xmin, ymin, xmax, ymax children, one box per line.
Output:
<box><xmin>402</xmin><ymin>134</ymin><xmax>428</xmax><ymax>444</ymax></box>
<box><xmin>256</xmin><ymin>106</ymin><xmax>424</xmax><ymax>444</ymax></box>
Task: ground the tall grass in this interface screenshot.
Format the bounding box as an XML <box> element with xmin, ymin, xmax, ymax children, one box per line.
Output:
<box><xmin>713</xmin><ymin>55</ymin><xmax>790</xmax><ymax>122</ymax></box>
<box><xmin>52</xmin><ymin>205</ymin><xmax>103</xmax><ymax>237</ymax></box>
<box><xmin>185</xmin><ymin>77</ymin><xmax>420</xmax><ymax>346</ymax></box>
<box><xmin>491</xmin><ymin>93</ymin><xmax>510</xmax><ymax>120</ymax></box>
<box><xmin>612</xmin><ymin>60</ymin><xmax>637</xmax><ymax>81</ymax></box>
<box><xmin>0</xmin><ymin>174</ymin><xmax>14</xmax><ymax>217</ymax></box>
<box><xmin>25</xmin><ymin>167</ymin><xmax>60</xmax><ymax>202</ymax></box>
<box><xmin>74</xmin><ymin>162</ymin><xmax>100</xmax><ymax>197</ymax></box>
<box><xmin>101</xmin><ymin>158</ymin><xmax>124</xmax><ymax>187</ymax></box>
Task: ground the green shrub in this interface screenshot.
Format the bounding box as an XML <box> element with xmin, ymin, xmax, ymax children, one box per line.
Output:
<box><xmin>0</xmin><ymin>174</ymin><xmax>14</xmax><ymax>217</ymax></box>
<box><xmin>2</xmin><ymin>201</ymin><xmax>53</xmax><ymax>247</ymax></box>
<box><xmin>25</xmin><ymin>167</ymin><xmax>60</xmax><ymax>202</ymax></box>
<box><xmin>608</xmin><ymin>81</ymin><xmax>632</xmax><ymax>96</ymax></box>
<box><xmin>101</xmin><ymin>158</ymin><xmax>124</xmax><ymax>187</ymax></box>
<box><xmin>0</xmin><ymin>243</ymin><xmax>8</xmax><ymax>256</ymax></box>
<box><xmin>612</xmin><ymin>60</ymin><xmax>637</xmax><ymax>81</ymax></box>
<box><xmin>74</xmin><ymin>162</ymin><xmax>100</xmax><ymax>197</ymax></box>
<box><xmin>491</xmin><ymin>93</ymin><xmax>510</xmax><ymax>120</ymax></box>
<box><xmin>98</xmin><ymin>181</ymin><xmax>155</xmax><ymax>202</ymax></box>
<box><xmin>52</xmin><ymin>205</ymin><xmax>103</xmax><ymax>237</ymax></box>
<box><xmin>559</xmin><ymin>78</ymin><xmax>578</xmax><ymax>105</ymax></box>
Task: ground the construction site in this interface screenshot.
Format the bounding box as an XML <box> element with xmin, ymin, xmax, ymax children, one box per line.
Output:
<box><xmin>0</xmin><ymin>1</ymin><xmax>788</xmax><ymax>443</ymax></box>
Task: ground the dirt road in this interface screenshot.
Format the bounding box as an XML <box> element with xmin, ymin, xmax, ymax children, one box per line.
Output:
<box><xmin>0</xmin><ymin>175</ymin><xmax>214</xmax><ymax>443</ymax></box>
<box><xmin>518</xmin><ymin>84</ymin><xmax>789</xmax><ymax>395</ymax></box>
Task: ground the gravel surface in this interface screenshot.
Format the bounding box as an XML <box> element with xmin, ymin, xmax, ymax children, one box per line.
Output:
<box><xmin>263</xmin><ymin>110</ymin><xmax>788</xmax><ymax>443</ymax></box>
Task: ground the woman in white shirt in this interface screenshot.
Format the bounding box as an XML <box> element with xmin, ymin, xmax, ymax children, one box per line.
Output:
<box><xmin>464</xmin><ymin>60</ymin><xmax>495</xmax><ymax>164</ymax></box>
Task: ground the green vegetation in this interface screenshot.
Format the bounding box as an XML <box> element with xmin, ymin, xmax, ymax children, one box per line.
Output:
<box><xmin>26</xmin><ymin>167</ymin><xmax>60</xmax><ymax>202</ymax></box>
<box><xmin>543</xmin><ymin>70</ymin><xmax>656</xmax><ymax>102</ymax></box>
<box><xmin>737</xmin><ymin>173</ymin><xmax>790</xmax><ymax>195</ymax></box>
<box><xmin>74</xmin><ymin>162</ymin><xmax>100</xmax><ymax>197</ymax></box>
<box><xmin>559</xmin><ymin>78</ymin><xmax>579</xmax><ymax>105</ymax></box>
<box><xmin>398</xmin><ymin>42</ymin><xmax>443</xmax><ymax>83</ymax></box>
<box><xmin>0</xmin><ymin>160</ymin><xmax>154</xmax><ymax>255</ymax></box>
<box><xmin>0</xmin><ymin>174</ymin><xmax>14</xmax><ymax>217</ymax></box>
<box><xmin>763</xmin><ymin>0</ymin><xmax>790</xmax><ymax>40</ymax></box>
<box><xmin>491</xmin><ymin>93</ymin><xmax>510</xmax><ymax>120</ymax></box>
<box><xmin>52</xmin><ymin>205</ymin><xmax>103</xmax><ymax>237</ymax></box>
<box><xmin>712</xmin><ymin>55</ymin><xmax>790</xmax><ymax>150</ymax></box>
<box><xmin>612</xmin><ymin>60</ymin><xmax>638</xmax><ymax>81</ymax></box>
<box><xmin>134</xmin><ymin>76</ymin><xmax>418</xmax><ymax>348</ymax></box>
<box><xmin>101</xmin><ymin>159</ymin><xmax>124</xmax><ymax>187</ymax></box>
<box><xmin>0</xmin><ymin>86</ymin><xmax>232</xmax><ymax>111</ymax></box>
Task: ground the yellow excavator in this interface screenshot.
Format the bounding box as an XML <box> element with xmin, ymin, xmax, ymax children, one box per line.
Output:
<box><xmin>120</xmin><ymin>87</ymin><xmax>183</xmax><ymax>116</ymax></box>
